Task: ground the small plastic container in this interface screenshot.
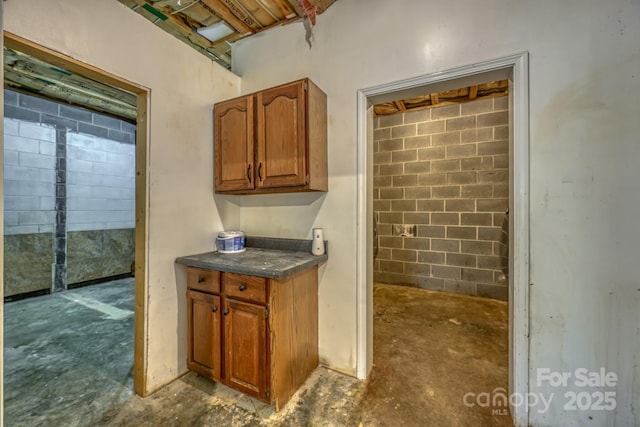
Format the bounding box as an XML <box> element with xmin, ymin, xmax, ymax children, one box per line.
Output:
<box><xmin>216</xmin><ymin>231</ymin><xmax>246</xmax><ymax>253</ymax></box>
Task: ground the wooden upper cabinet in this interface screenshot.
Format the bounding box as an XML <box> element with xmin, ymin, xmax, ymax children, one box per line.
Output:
<box><xmin>256</xmin><ymin>81</ymin><xmax>306</xmax><ymax>189</ymax></box>
<box><xmin>214</xmin><ymin>96</ymin><xmax>254</xmax><ymax>192</ymax></box>
<box><xmin>214</xmin><ymin>78</ymin><xmax>327</xmax><ymax>195</ymax></box>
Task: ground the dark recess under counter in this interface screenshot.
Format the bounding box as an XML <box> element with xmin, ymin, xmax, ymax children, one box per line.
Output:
<box><xmin>175</xmin><ymin>236</ymin><xmax>328</xmax><ymax>279</ymax></box>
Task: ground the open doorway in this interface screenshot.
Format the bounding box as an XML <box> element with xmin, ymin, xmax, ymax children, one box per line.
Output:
<box><xmin>2</xmin><ymin>33</ymin><xmax>149</xmax><ymax>423</ymax></box>
<box><xmin>356</xmin><ymin>53</ymin><xmax>530</xmax><ymax>426</ymax></box>
<box><xmin>365</xmin><ymin>80</ymin><xmax>512</xmax><ymax>425</ymax></box>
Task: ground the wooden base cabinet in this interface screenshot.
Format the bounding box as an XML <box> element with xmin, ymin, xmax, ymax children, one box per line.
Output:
<box><xmin>187</xmin><ymin>290</ymin><xmax>222</xmax><ymax>381</ymax></box>
<box><xmin>224</xmin><ymin>298</ymin><xmax>269</xmax><ymax>400</ymax></box>
<box><xmin>186</xmin><ymin>266</ymin><xmax>318</xmax><ymax>410</ymax></box>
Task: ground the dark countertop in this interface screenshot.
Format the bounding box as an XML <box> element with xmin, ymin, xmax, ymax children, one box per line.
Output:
<box><xmin>175</xmin><ymin>237</ymin><xmax>328</xmax><ymax>279</ymax></box>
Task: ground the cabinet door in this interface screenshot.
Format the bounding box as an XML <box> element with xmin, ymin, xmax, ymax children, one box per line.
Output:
<box><xmin>187</xmin><ymin>291</ymin><xmax>222</xmax><ymax>381</ymax></box>
<box><xmin>214</xmin><ymin>96</ymin><xmax>254</xmax><ymax>192</ymax></box>
<box><xmin>224</xmin><ymin>298</ymin><xmax>269</xmax><ymax>400</ymax></box>
<box><xmin>256</xmin><ymin>81</ymin><xmax>307</xmax><ymax>189</ymax></box>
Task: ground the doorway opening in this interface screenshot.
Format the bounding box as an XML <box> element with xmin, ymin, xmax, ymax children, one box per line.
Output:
<box><xmin>2</xmin><ymin>32</ymin><xmax>150</xmax><ymax>422</ymax></box>
<box><xmin>367</xmin><ymin>79</ymin><xmax>511</xmax><ymax>425</ymax></box>
<box><xmin>356</xmin><ymin>53</ymin><xmax>530</xmax><ymax>426</ymax></box>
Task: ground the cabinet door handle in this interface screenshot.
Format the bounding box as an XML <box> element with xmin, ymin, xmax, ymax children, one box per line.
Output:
<box><xmin>197</xmin><ymin>277</ymin><xmax>205</xmax><ymax>283</ymax></box>
<box><xmin>239</xmin><ymin>284</ymin><xmax>247</xmax><ymax>291</ymax></box>
<box><xmin>258</xmin><ymin>162</ymin><xmax>263</xmax><ymax>181</ymax></box>
<box><xmin>211</xmin><ymin>306</ymin><xmax>218</xmax><ymax>313</ymax></box>
<box><xmin>223</xmin><ymin>309</ymin><xmax>229</xmax><ymax>316</ymax></box>
<box><xmin>247</xmin><ymin>164</ymin><xmax>252</xmax><ymax>182</ymax></box>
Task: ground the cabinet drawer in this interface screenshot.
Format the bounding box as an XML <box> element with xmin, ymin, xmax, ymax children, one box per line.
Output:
<box><xmin>187</xmin><ymin>267</ymin><xmax>220</xmax><ymax>294</ymax></box>
<box><xmin>224</xmin><ymin>273</ymin><xmax>267</xmax><ymax>304</ymax></box>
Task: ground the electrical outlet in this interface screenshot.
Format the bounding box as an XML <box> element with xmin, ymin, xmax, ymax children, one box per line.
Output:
<box><xmin>393</xmin><ymin>224</ymin><xmax>417</xmax><ymax>237</ymax></box>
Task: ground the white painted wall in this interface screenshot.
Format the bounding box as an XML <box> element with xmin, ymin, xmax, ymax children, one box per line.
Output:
<box><xmin>233</xmin><ymin>0</ymin><xmax>640</xmax><ymax>425</ymax></box>
<box><xmin>4</xmin><ymin>0</ymin><xmax>241</xmax><ymax>393</ymax></box>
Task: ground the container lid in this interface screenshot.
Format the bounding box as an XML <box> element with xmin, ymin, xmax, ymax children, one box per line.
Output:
<box><xmin>218</xmin><ymin>231</ymin><xmax>244</xmax><ymax>238</ymax></box>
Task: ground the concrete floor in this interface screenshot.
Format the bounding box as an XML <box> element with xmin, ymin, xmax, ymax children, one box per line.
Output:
<box><xmin>4</xmin><ymin>281</ymin><xmax>511</xmax><ymax>426</ymax></box>
<box><xmin>4</xmin><ymin>278</ymin><xmax>135</xmax><ymax>426</ymax></box>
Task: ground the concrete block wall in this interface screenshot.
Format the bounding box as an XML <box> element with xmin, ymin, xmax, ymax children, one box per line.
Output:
<box><xmin>373</xmin><ymin>96</ymin><xmax>509</xmax><ymax>300</ymax></box>
<box><xmin>4</xmin><ymin>118</ymin><xmax>56</xmax><ymax>235</ymax></box>
<box><xmin>67</xmin><ymin>132</ymin><xmax>135</xmax><ymax>232</ymax></box>
<box><xmin>4</xmin><ymin>90</ymin><xmax>135</xmax><ymax>235</ymax></box>
<box><xmin>4</xmin><ymin>90</ymin><xmax>136</xmax><ymax>297</ymax></box>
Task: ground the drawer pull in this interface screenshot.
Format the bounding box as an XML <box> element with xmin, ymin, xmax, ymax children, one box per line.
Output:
<box><xmin>239</xmin><ymin>284</ymin><xmax>247</xmax><ymax>291</ymax></box>
<box><xmin>211</xmin><ymin>306</ymin><xmax>218</xmax><ymax>313</ymax></box>
<box><xmin>197</xmin><ymin>277</ymin><xmax>205</xmax><ymax>283</ymax></box>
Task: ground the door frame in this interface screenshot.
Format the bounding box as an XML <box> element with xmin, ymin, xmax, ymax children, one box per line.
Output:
<box><xmin>2</xmin><ymin>32</ymin><xmax>151</xmax><ymax>397</ymax></box>
<box><xmin>355</xmin><ymin>52</ymin><xmax>530</xmax><ymax>426</ymax></box>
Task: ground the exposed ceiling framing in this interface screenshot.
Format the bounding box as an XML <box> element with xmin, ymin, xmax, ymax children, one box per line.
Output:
<box><xmin>4</xmin><ymin>46</ymin><xmax>137</xmax><ymax>121</ymax></box>
<box><xmin>374</xmin><ymin>80</ymin><xmax>509</xmax><ymax>117</ymax></box>
<box><xmin>116</xmin><ymin>0</ymin><xmax>338</xmax><ymax>69</ymax></box>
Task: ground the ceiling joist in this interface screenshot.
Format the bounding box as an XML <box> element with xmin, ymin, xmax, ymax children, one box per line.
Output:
<box><xmin>4</xmin><ymin>46</ymin><xmax>138</xmax><ymax>121</ymax></box>
<box><xmin>116</xmin><ymin>0</ymin><xmax>337</xmax><ymax>69</ymax></box>
<box><xmin>200</xmin><ymin>0</ymin><xmax>255</xmax><ymax>34</ymax></box>
<box><xmin>374</xmin><ymin>80</ymin><xmax>509</xmax><ymax>117</ymax></box>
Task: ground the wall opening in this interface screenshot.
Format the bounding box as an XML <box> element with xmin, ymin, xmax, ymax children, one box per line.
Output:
<box><xmin>2</xmin><ymin>32</ymin><xmax>151</xmax><ymax>411</ymax></box>
<box><xmin>363</xmin><ymin>83</ymin><xmax>512</xmax><ymax>424</ymax></box>
<box><xmin>356</xmin><ymin>53</ymin><xmax>530</xmax><ymax>426</ymax></box>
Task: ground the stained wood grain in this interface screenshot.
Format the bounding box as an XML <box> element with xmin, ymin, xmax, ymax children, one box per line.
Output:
<box><xmin>214</xmin><ymin>78</ymin><xmax>327</xmax><ymax>195</ymax></box>
<box><xmin>187</xmin><ymin>267</ymin><xmax>221</xmax><ymax>294</ymax></box>
<box><xmin>224</xmin><ymin>298</ymin><xmax>269</xmax><ymax>400</ymax></box>
<box><xmin>269</xmin><ymin>265</ymin><xmax>319</xmax><ymax>410</ymax></box>
<box><xmin>256</xmin><ymin>81</ymin><xmax>307</xmax><ymax>189</ymax></box>
<box><xmin>187</xmin><ymin>291</ymin><xmax>222</xmax><ymax>381</ymax></box>
<box><xmin>306</xmin><ymin>79</ymin><xmax>328</xmax><ymax>192</ymax></box>
<box><xmin>214</xmin><ymin>96</ymin><xmax>255</xmax><ymax>192</ymax></box>
<box><xmin>224</xmin><ymin>273</ymin><xmax>267</xmax><ymax>304</ymax></box>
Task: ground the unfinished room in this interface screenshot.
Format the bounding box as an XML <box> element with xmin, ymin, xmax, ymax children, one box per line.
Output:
<box><xmin>3</xmin><ymin>42</ymin><xmax>138</xmax><ymax>425</ymax></box>
<box><xmin>2</xmin><ymin>0</ymin><xmax>639</xmax><ymax>426</ymax></box>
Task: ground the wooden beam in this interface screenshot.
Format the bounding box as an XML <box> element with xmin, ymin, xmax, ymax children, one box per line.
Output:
<box><xmin>126</xmin><ymin>0</ymin><xmax>218</xmax><ymax>50</ymax></box>
<box><xmin>254</xmin><ymin>0</ymin><xmax>280</xmax><ymax>22</ymax></box>
<box><xmin>134</xmin><ymin>91</ymin><xmax>149</xmax><ymax>397</ymax></box>
<box><xmin>469</xmin><ymin>85</ymin><xmax>478</xmax><ymax>100</ymax></box>
<box><xmin>200</xmin><ymin>0</ymin><xmax>255</xmax><ymax>33</ymax></box>
<box><xmin>394</xmin><ymin>100</ymin><xmax>407</xmax><ymax>112</ymax></box>
<box><xmin>270</xmin><ymin>0</ymin><xmax>297</xmax><ymax>17</ymax></box>
<box><xmin>257</xmin><ymin>15</ymin><xmax>300</xmax><ymax>31</ymax></box>
<box><xmin>374</xmin><ymin>80</ymin><xmax>509</xmax><ymax>117</ymax></box>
